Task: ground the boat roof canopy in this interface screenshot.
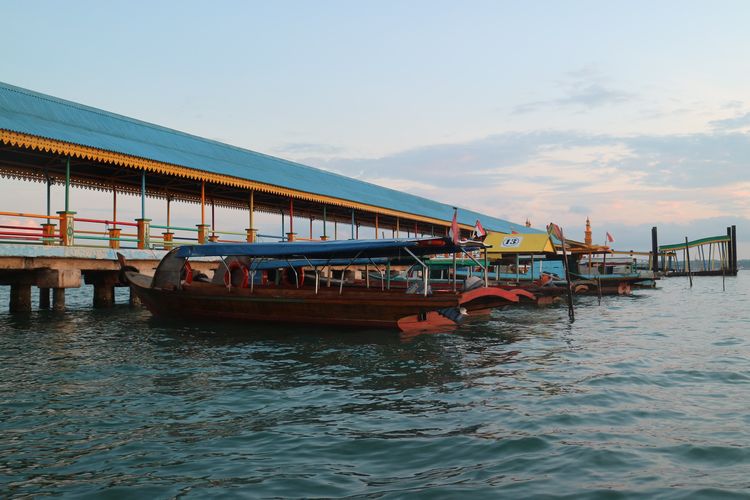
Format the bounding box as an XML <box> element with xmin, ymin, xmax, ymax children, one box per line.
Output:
<box><xmin>485</xmin><ymin>233</ymin><xmax>555</xmax><ymax>256</ymax></box>
<box><xmin>176</xmin><ymin>237</ymin><xmax>485</xmax><ymax>260</ymax></box>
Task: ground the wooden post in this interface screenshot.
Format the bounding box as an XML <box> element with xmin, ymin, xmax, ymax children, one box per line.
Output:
<box><xmin>163</xmin><ymin>231</ymin><xmax>174</xmax><ymax>249</ymax></box>
<box><xmin>685</xmin><ymin>237</ymin><xmax>693</xmax><ymax>287</ymax></box>
<box><xmin>108</xmin><ymin>228</ymin><xmax>121</xmax><ymax>249</ymax></box>
<box><xmin>375</xmin><ymin>214</ymin><xmax>379</xmax><ymax>239</ymax></box>
<box><xmin>197</xmin><ymin>224</ymin><xmax>209</xmax><ymax>244</ymax></box>
<box><xmin>651</xmin><ymin>226</ymin><xmax>658</xmax><ymax>272</ymax></box>
<box><xmin>731</xmin><ymin>225</ymin><xmax>738</xmax><ymax>274</ymax></box>
<box><xmin>41</xmin><ymin>223</ymin><xmax>56</xmax><ymax>245</ymax></box>
<box><xmin>136</xmin><ymin>219</ymin><xmax>151</xmax><ymax>249</ymax></box>
<box><xmin>57</xmin><ymin>211</ymin><xmax>76</xmax><ymax>246</ymax></box>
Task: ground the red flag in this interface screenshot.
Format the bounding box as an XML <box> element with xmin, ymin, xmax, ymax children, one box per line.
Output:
<box><xmin>473</xmin><ymin>219</ymin><xmax>487</xmax><ymax>240</ymax></box>
<box><xmin>547</xmin><ymin>222</ymin><xmax>563</xmax><ymax>241</ymax></box>
<box><xmin>606</xmin><ymin>232</ymin><xmax>615</xmax><ymax>243</ymax></box>
<box><xmin>451</xmin><ymin>208</ymin><xmax>459</xmax><ymax>244</ymax></box>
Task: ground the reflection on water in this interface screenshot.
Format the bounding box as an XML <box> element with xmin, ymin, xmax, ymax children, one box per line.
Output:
<box><xmin>1</xmin><ymin>276</ymin><xmax>750</xmax><ymax>498</ymax></box>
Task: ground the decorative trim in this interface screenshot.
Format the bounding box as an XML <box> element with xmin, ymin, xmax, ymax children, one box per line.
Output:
<box><xmin>1</xmin><ymin>129</ymin><xmax>471</xmax><ymax>230</ymax></box>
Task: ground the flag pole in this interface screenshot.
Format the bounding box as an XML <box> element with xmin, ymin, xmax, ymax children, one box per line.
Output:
<box><xmin>598</xmin><ymin>235</ymin><xmax>605</xmax><ymax>305</ymax></box>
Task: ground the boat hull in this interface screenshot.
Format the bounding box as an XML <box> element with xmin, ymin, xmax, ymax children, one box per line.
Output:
<box><xmin>127</xmin><ymin>273</ymin><xmax>515</xmax><ymax>331</ymax></box>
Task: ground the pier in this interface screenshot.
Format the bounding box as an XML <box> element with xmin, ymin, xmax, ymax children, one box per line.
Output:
<box><xmin>0</xmin><ymin>82</ymin><xmax>536</xmax><ymax>312</ymax></box>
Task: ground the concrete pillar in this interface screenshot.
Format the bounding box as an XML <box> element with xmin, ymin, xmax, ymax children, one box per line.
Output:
<box><xmin>93</xmin><ymin>283</ymin><xmax>115</xmax><ymax>308</ymax></box>
<box><xmin>39</xmin><ymin>287</ymin><xmax>51</xmax><ymax>309</ymax></box>
<box><xmin>52</xmin><ymin>288</ymin><xmax>66</xmax><ymax>312</ymax></box>
<box><xmin>9</xmin><ymin>283</ymin><xmax>32</xmax><ymax>313</ymax></box>
<box><xmin>129</xmin><ymin>288</ymin><xmax>142</xmax><ymax>307</ymax></box>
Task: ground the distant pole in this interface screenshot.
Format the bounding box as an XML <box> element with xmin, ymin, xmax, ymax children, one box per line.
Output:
<box><xmin>726</xmin><ymin>227</ymin><xmax>733</xmax><ymax>275</ymax></box>
<box><xmin>721</xmin><ymin>240</ymin><xmax>726</xmax><ymax>291</ymax></box>
<box><xmin>685</xmin><ymin>237</ymin><xmax>693</xmax><ymax>287</ymax></box>
<box><xmin>599</xmin><ymin>238</ymin><xmax>608</xmax><ymax>305</ymax></box>
<box><xmin>735</xmin><ymin>229</ymin><xmax>739</xmax><ymax>272</ymax></box>
<box><xmin>281</xmin><ymin>209</ymin><xmax>285</xmax><ymax>240</ymax></box>
<box><xmin>651</xmin><ymin>226</ymin><xmax>658</xmax><ymax>272</ymax></box>
<box><xmin>167</xmin><ymin>196</ymin><xmax>171</xmax><ymax>228</ymax></box>
<box><xmin>375</xmin><ymin>214</ymin><xmax>379</xmax><ymax>239</ymax></box>
<box><xmin>351</xmin><ymin>210</ymin><xmax>355</xmax><ymax>239</ymax></box>
<box><xmin>112</xmin><ymin>186</ymin><xmax>117</xmax><ymax>228</ymax></box>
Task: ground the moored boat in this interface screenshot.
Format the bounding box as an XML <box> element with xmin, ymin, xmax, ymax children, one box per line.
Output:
<box><xmin>121</xmin><ymin>237</ymin><xmax>527</xmax><ymax>332</ymax></box>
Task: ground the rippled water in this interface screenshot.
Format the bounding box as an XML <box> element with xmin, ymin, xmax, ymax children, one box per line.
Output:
<box><xmin>1</xmin><ymin>275</ymin><xmax>750</xmax><ymax>498</ymax></box>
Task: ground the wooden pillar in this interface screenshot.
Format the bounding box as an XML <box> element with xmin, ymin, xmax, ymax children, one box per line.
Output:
<box><xmin>245</xmin><ymin>228</ymin><xmax>257</xmax><ymax>243</ymax></box>
<box><xmin>163</xmin><ymin>232</ymin><xmax>174</xmax><ymax>249</ymax></box>
<box><xmin>375</xmin><ymin>214</ymin><xmax>379</xmax><ymax>239</ymax></box>
<box><xmin>52</xmin><ymin>288</ymin><xmax>65</xmax><ymax>311</ymax></box>
<box><xmin>9</xmin><ymin>283</ymin><xmax>32</xmax><ymax>313</ymax></box>
<box><xmin>39</xmin><ymin>287</ymin><xmax>50</xmax><ymax>309</ymax></box>
<box><xmin>396</xmin><ymin>217</ymin><xmax>400</xmax><ymax>238</ymax></box>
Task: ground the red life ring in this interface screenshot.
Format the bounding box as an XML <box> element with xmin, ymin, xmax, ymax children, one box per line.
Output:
<box><xmin>224</xmin><ymin>261</ymin><xmax>249</xmax><ymax>288</ymax></box>
<box><xmin>183</xmin><ymin>261</ymin><xmax>193</xmax><ymax>284</ymax></box>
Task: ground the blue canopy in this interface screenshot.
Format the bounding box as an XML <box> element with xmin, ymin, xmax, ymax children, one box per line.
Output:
<box><xmin>176</xmin><ymin>237</ymin><xmax>483</xmax><ymax>260</ymax></box>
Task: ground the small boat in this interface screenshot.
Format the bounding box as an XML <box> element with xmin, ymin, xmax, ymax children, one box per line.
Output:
<box><xmin>120</xmin><ymin>237</ymin><xmax>527</xmax><ymax>332</ymax></box>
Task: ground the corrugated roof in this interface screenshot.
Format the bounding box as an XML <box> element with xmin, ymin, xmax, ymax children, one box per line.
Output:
<box><xmin>0</xmin><ymin>81</ymin><xmax>536</xmax><ymax>234</ymax></box>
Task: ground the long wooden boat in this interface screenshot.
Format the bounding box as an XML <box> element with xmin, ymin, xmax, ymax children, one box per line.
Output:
<box><xmin>121</xmin><ymin>237</ymin><xmax>528</xmax><ymax>332</ymax></box>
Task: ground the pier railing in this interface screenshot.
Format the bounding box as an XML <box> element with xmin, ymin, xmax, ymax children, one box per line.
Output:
<box><xmin>0</xmin><ymin>211</ymin><xmax>293</xmax><ymax>249</ymax></box>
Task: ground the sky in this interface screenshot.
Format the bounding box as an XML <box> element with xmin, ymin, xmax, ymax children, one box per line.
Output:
<box><xmin>2</xmin><ymin>0</ymin><xmax>750</xmax><ymax>256</ymax></box>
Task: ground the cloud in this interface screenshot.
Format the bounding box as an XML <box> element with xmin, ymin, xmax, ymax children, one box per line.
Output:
<box><xmin>709</xmin><ymin>112</ymin><xmax>750</xmax><ymax>131</ymax></box>
<box><xmin>513</xmin><ymin>67</ymin><xmax>636</xmax><ymax>114</ymax></box>
<box><xmin>271</xmin><ymin>142</ymin><xmax>344</xmax><ymax>156</ymax></box>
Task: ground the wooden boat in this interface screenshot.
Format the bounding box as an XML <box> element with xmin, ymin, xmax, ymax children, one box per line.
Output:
<box><xmin>121</xmin><ymin>237</ymin><xmax>527</xmax><ymax>332</ymax></box>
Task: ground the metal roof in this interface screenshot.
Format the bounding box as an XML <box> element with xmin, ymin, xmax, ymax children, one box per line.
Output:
<box><xmin>0</xmin><ymin>81</ymin><xmax>535</xmax><ymax>234</ymax></box>
<box><xmin>176</xmin><ymin>237</ymin><xmax>483</xmax><ymax>259</ymax></box>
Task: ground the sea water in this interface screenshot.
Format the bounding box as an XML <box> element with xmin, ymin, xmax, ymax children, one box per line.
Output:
<box><xmin>1</xmin><ymin>275</ymin><xmax>749</xmax><ymax>498</ymax></box>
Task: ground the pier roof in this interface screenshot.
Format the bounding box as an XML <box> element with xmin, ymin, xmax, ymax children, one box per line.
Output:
<box><xmin>0</xmin><ymin>81</ymin><xmax>535</xmax><ymax>234</ymax></box>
